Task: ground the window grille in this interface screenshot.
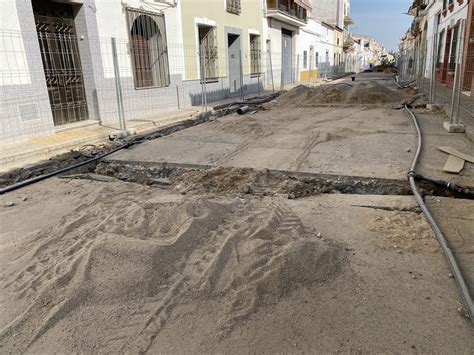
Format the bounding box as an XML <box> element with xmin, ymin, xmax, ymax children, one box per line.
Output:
<box><xmin>126</xmin><ymin>7</ymin><xmax>170</xmax><ymax>89</ymax></box>
<box><xmin>250</xmin><ymin>34</ymin><xmax>261</xmax><ymax>76</ymax></box>
<box><xmin>303</xmin><ymin>50</ymin><xmax>308</xmax><ymax>69</ymax></box>
<box><xmin>226</xmin><ymin>0</ymin><xmax>241</xmax><ymax>14</ymax></box>
<box><xmin>198</xmin><ymin>25</ymin><xmax>219</xmax><ymax>81</ymax></box>
<box><xmin>33</xmin><ymin>2</ymin><xmax>89</xmax><ymax>126</ymax></box>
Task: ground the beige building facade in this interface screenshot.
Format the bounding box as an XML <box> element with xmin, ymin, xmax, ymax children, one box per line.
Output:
<box><xmin>180</xmin><ymin>0</ymin><xmax>264</xmax><ymax>95</ymax></box>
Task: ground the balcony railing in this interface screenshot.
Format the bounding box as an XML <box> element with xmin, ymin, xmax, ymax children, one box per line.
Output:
<box><xmin>266</xmin><ymin>0</ymin><xmax>307</xmax><ymax>23</ymax></box>
<box><xmin>343</xmin><ymin>34</ymin><xmax>355</xmax><ymax>49</ymax></box>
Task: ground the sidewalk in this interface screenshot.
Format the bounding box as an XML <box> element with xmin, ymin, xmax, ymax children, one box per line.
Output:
<box><xmin>0</xmin><ymin>108</ymin><xmax>199</xmax><ymax>173</ymax></box>
<box><xmin>412</xmin><ymin>76</ymin><xmax>474</xmax><ymax>138</ymax></box>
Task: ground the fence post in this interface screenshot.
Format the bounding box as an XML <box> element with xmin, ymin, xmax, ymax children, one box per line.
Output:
<box><xmin>199</xmin><ymin>48</ymin><xmax>204</xmax><ymax>112</ymax></box>
<box><xmin>204</xmin><ymin>50</ymin><xmax>208</xmax><ymax>111</ymax></box>
<box><xmin>268</xmin><ymin>51</ymin><xmax>275</xmax><ymax>93</ymax></box>
<box><xmin>199</xmin><ymin>48</ymin><xmax>208</xmax><ymax>112</ymax></box>
<box><xmin>239</xmin><ymin>49</ymin><xmax>244</xmax><ymax>101</ymax></box>
<box><xmin>176</xmin><ymin>85</ymin><xmax>180</xmax><ymax>109</ymax></box>
<box><xmin>451</xmin><ymin>19</ymin><xmax>466</xmax><ymax>126</ymax></box>
<box><xmin>257</xmin><ymin>74</ymin><xmax>260</xmax><ymax>97</ymax></box>
<box><xmin>296</xmin><ymin>54</ymin><xmax>300</xmax><ymax>84</ymax></box>
<box><xmin>429</xmin><ymin>31</ymin><xmax>438</xmax><ymax>104</ymax></box>
<box><xmin>111</xmin><ymin>38</ymin><xmax>126</xmax><ymax>130</ymax></box>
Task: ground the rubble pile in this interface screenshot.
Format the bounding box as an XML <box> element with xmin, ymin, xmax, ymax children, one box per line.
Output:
<box><xmin>277</xmin><ymin>81</ymin><xmax>405</xmax><ymax>106</ymax></box>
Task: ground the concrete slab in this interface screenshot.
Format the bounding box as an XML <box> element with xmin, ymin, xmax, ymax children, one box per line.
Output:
<box><xmin>118</xmin><ymin>136</ymin><xmax>237</xmax><ymax>166</ymax></box>
<box><xmin>415</xmin><ymin>111</ymin><xmax>474</xmax><ymax>186</ymax></box>
<box><xmin>108</xmin><ymin>106</ymin><xmax>416</xmax><ymax>180</ymax></box>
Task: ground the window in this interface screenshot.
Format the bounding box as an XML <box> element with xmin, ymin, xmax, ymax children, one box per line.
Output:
<box><xmin>250</xmin><ymin>34</ymin><xmax>261</xmax><ymax>76</ymax></box>
<box><xmin>315</xmin><ymin>52</ymin><xmax>319</xmax><ymax>67</ymax></box>
<box><xmin>198</xmin><ymin>25</ymin><xmax>219</xmax><ymax>81</ymax></box>
<box><xmin>226</xmin><ymin>0</ymin><xmax>241</xmax><ymax>14</ymax></box>
<box><xmin>126</xmin><ymin>8</ymin><xmax>170</xmax><ymax>89</ymax></box>
<box><xmin>443</xmin><ymin>0</ymin><xmax>454</xmax><ymax>10</ymax></box>
<box><xmin>449</xmin><ymin>25</ymin><xmax>459</xmax><ymax>71</ymax></box>
<box><xmin>303</xmin><ymin>50</ymin><xmax>308</xmax><ymax>69</ymax></box>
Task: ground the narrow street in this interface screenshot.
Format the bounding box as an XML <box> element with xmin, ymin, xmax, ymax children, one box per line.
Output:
<box><xmin>1</xmin><ymin>73</ymin><xmax>472</xmax><ymax>353</ymax></box>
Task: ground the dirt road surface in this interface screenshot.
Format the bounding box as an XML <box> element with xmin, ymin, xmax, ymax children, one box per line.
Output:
<box><xmin>0</xmin><ymin>73</ymin><xmax>473</xmax><ymax>353</ymax></box>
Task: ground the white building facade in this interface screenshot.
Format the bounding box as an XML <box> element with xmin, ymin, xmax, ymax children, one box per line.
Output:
<box><xmin>0</xmin><ymin>0</ymin><xmax>188</xmax><ymax>145</ymax></box>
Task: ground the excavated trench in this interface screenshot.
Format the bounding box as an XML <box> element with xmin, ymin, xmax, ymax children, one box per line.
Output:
<box><xmin>78</xmin><ymin>160</ymin><xmax>466</xmax><ymax>199</ymax></box>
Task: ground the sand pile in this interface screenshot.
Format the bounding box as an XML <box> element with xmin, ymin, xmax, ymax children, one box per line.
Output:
<box><xmin>0</xmin><ymin>182</ymin><xmax>343</xmax><ymax>353</ymax></box>
<box><xmin>277</xmin><ymin>82</ymin><xmax>404</xmax><ymax>107</ymax></box>
<box><xmin>277</xmin><ymin>84</ymin><xmax>349</xmax><ymax>106</ymax></box>
<box><xmin>210</xmin><ymin>115</ymin><xmax>270</xmax><ymax>137</ymax></box>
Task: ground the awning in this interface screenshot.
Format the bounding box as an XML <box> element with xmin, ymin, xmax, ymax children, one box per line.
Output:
<box><xmin>295</xmin><ymin>0</ymin><xmax>312</xmax><ymax>12</ymax></box>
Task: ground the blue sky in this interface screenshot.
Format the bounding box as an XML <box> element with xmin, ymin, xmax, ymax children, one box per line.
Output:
<box><xmin>350</xmin><ymin>0</ymin><xmax>413</xmax><ymax>52</ymax></box>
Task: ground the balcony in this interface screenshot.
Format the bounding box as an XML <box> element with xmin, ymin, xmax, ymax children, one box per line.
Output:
<box><xmin>344</xmin><ymin>15</ymin><xmax>354</xmax><ymax>26</ymax></box>
<box><xmin>266</xmin><ymin>0</ymin><xmax>308</xmax><ymax>27</ymax></box>
<box><xmin>343</xmin><ymin>34</ymin><xmax>355</xmax><ymax>51</ymax></box>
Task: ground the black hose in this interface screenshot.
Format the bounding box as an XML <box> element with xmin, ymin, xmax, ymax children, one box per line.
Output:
<box><xmin>405</xmin><ymin>105</ymin><xmax>473</xmax><ymax>320</ymax></box>
<box><xmin>412</xmin><ymin>173</ymin><xmax>474</xmax><ymax>197</ymax></box>
<box><xmin>0</xmin><ymin>142</ymin><xmax>132</xmax><ymax>195</ymax></box>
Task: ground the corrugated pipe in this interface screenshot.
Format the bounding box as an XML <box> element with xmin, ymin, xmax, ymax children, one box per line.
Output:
<box><xmin>237</xmin><ymin>106</ymin><xmax>250</xmax><ymax>115</ymax></box>
<box><xmin>405</xmin><ymin>104</ymin><xmax>473</xmax><ymax>321</ymax></box>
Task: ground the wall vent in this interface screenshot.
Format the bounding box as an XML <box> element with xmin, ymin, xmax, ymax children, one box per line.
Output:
<box><xmin>18</xmin><ymin>103</ymin><xmax>39</xmax><ymax>121</ymax></box>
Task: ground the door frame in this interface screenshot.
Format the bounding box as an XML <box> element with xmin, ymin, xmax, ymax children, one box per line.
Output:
<box><xmin>224</xmin><ymin>27</ymin><xmax>243</xmax><ymax>94</ymax></box>
<box><xmin>281</xmin><ymin>28</ymin><xmax>293</xmax><ymax>85</ymax></box>
<box><xmin>32</xmin><ymin>0</ymin><xmax>89</xmax><ymax>126</ymax></box>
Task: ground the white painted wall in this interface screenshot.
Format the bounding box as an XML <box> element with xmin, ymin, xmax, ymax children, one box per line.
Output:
<box><xmin>0</xmin><ymin>0</ymin><xmax>30</xmax><ymax>85</ymax></box>
<box><xmin>424</xmin><ymin>0</ymin><xmax>443</xmax><ymax>78</ymax></box>
<box><xmin>262</xmin><ymin>17</ymin><xmax>301</xmax><ymax>85</ymax></box>
<box><xmin>299</xmin><ymin>19</ymin><xmax>322</xmax><ymax>70</ymax></box>
<box><xmin>94</xmin><ymin>0</ymin><xmax>184</xmax><ymax>78</ymax></box>
<box><xmin>291</xmin><ymin>18</ymin><xmax>337</xmax><ymax>78</ymax></box>
<box><xmin>310</xmin><ymin>0</ymin><xmax>344</xmax><ymax>28</ymax></box>
<box><xmin>319</xmin><ymin>24</ymin><xmax>335</xmax><ymax>73</ymax></box>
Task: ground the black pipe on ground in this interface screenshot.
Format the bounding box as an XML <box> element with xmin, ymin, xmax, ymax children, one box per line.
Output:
<box><xmin>0</xmin><ymin>113</ymin><xmax>213</xmax><ymax>195</ymax></box>
<box><xmin>411</xmin><ymin>173</ymin><xmax>474</xmax><ymax>197</ymax></box>
<box><xmin>0</xmin><ymin>143</ymin><xmax>132</xmax><ymax>195</ymax></box>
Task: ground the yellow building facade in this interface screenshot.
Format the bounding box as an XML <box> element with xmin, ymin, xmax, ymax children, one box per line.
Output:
<box><xmin>180</xmin><ymin>0</ymin><xmax>264</xmax><ymax>86</ymax></box>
